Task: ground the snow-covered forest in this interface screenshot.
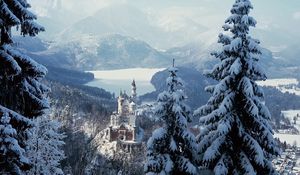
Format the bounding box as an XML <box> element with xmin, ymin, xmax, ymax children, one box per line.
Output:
<box><xmin>1</xmin><ymin>0</ymin><xmax>300</xmax><ymax>175</ymax></box>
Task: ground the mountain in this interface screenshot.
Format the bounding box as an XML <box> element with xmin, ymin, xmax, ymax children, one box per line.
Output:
<box><xmin>14</xmin><ymin>36</ymin><xmax>49</xmax><ymax>52</ymax></box>
<box><xmin>25</xmin><ymin>34</ymin><xmax>175</xmax><ymax>70</ymax></box>
<box><xmin>29</xmin><ymin>1</ymin><xmax>300</xmax><ymax>65</ymax></box>
<box><xmin>57</xmin><ymin>4</ymin><xmax>208</xmax><ymax>49</ymax></box>
<box><xmin>60</xmin><ymin>5</ymin><xmax>157</xmax><ymax>40</ymax></box>
<box><xmin>164</xmin><ymin>41</ymin><xmax>284</xmax><ymax>78</ymax></box>
<box><xmin>16</xmin><ymin>34</ymin><xmax>217</xmax><ymax>71</ymax></box>
<box><xmin>71</xmin><ymin>34</ymin><xmax>173</xmax><ymax>70</ymax></box>
<box><xmin>26</xmin><ymin>2</ymin><xmax>299</xmax><ymax>75</ymax></box>
<box><xmin>14</xmin><ymin>34</ymin><xmax>290</xmax><ymax>79</ymax></box>
<box><xmin>278</xmin><ymin>43</ymin><xmax>300</xmax><ymax>66</ymax></box>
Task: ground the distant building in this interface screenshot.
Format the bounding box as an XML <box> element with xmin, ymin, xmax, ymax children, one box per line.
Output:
<box><xmin>107</xmin><ymin>80</ymin><xmax>142</xmax><ymax>145</ymax></box>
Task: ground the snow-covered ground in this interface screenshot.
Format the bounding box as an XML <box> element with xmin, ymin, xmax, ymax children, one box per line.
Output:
<box><xmin>86</xmin><ymin>68</ymin><xmax>165</xmax><ymax>95</ymax></box>
<box><xmin>275</xmin><ymin>110</ymin><xmax>300</xmax><ymax>146</ymax></box>
<box><xmin>91</xmin><ymin>128</ymin><xmax>118</xmax><ymax>159</ymax></box>
<box><xmin>274</xmin><ymin>133</ymin><xmax>299</xmax><ymax>146</ymax></box>
<box><xmin>257</xmin><ymin>78</ymin><xmax>300</xmax><ymax>96</ymax></box>
<box><xmin>282</xmin><ymin>110</ymin><xmax>300</xmax><ymax>132</ymax></box>
<box><xmin>257</xmin><ymin>78</ymin><xmax>298</xmax><ymax>87</ymax></box>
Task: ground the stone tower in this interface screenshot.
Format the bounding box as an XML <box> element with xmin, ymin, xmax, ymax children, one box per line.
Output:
<box><xmin>118</xmin><ymin>91</ymin><xmax>125</xmax><ymax>115</ymax></box>
<box><xmin>131</xmin><ymin>79</ymin><xmax>137</xmax><ymax>103</ymax></box>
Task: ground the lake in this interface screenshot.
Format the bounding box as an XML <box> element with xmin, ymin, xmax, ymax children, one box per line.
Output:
<box><xmin>85</xmin><ymin>68</ymin><xmax>165</xmax><ymax>95</ymax></box>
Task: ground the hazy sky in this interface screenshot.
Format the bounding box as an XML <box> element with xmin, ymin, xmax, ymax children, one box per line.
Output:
<box><xmin>28</xmin><ymin>0</ymin><xmax>300</xmax><ymax>49</ymax></box>
<box><xmin>29</xmin><ymin>0</ymin><xmax>300</xmax><ymax>33</ymax></box>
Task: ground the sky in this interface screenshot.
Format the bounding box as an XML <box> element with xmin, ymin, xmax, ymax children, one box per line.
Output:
<box><xmin>29</xmin><ymin>0</ymin><xmax>300</xmax><ymax>26</ymax></box>
<box><xmin>28</xmin><ymin>0</ymin><xmax>300</xmax><ymax>50</ymax></box>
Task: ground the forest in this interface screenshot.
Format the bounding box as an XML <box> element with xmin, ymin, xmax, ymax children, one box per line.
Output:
<box><xmin>0</xmin><ymin>0</ymin><xmax>300</xmax><ymax>175</ymax></box>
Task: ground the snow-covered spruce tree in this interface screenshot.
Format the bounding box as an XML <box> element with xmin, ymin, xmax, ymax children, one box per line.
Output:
<box><xmin>194</xmin><ymin>0</ymin><xmax>280</xmax><ymax>174</ymax></box>
<box><xmin>0</xmin><ymin>0</ymin><xmax>47</xmax><ymax>173</ymax></box>
<box><xmin>26</xmin><ymin>115</ymin><xmax>65</xmax><ymax>175</ymax></box>
<box><xmin>0</xmin><ymin>109</ymin><xmax>32</xmax><ymax>174</ymax></box>
<box><xmin>144</xmin><ymin>66</ymin><xmax>198</xmax><ymax>175</ymax></box>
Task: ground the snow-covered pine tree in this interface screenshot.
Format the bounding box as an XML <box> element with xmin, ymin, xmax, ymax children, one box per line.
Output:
<box><xmin>26</xmin><ymin>115</ymin><xmax>65</xmax><ymax>175</ymax></box>
<box><xmin>144</xmin><ymin>66</ymin><xmax>198</xmax><ymax>175</ymax></box>
<box><xmin>0</xmin><ymin>108</ymin><xmax>31</xmax><ymax>174</ymax></box>
<box><xmin>194</xmin><ymin>0</ymin><xmax>280</xmax><ymax>174</ymax></box>
<box><xmin>0</xmin><ymin>0</ymin><xmax>48</xmax><ymax>173</ymax></box>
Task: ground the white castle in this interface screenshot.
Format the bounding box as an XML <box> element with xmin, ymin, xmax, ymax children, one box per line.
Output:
<box><xmin>108</xmin><ymin>80</ymin><xmax>141</xmax><ymax>143</ymax></box>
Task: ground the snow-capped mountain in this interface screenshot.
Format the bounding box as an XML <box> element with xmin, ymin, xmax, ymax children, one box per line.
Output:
<box><xmin>39</xmin><ymin>4</ymin><xmax>209</xmax><ymax>49</ymax></box>
<box><xmin>59</xmin><ymin>5</ymin><xmax>158</xmax><ymax>41</ymax></box>
<box><xmin>21</xmin><ymin>34</ymin><xmax>174</xmax><ymax>70</ymax></box>
<box><xmin>28</xmin><ymin>0</ymin><xmax>300</xmax><ymax>55</ymax></box>
<box><xmin>26</xmin><ymin>1</ymin><xmax>300</xmax><ymax>72</ymax></box>
<box><xmin>278</xmin><ymin>43</ymin><xmax>300</xmax><ymax>66</ymax></box>
<box><xmin>16</xmin><ymin>33</ymin><xmax>287</xmax><ymax>79</ymax></box>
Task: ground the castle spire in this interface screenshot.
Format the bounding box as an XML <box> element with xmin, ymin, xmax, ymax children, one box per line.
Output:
<box><xmin>131</xmin><ymin>79</ymin><xmax>137</xmax><ymax>102</ymax></box>
<box><xmin>173</xmin><ymin>58</ymin><xmax>175</xmax><ymax>67</ymax></box>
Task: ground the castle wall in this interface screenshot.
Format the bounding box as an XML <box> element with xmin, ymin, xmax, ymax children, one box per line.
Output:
<box><xmin>109</xmin><ymin>129</ymin><xmax>119</xmax><ymax>142</ymax></box>
<box><xmin>116</xmin><ymin>141</ymin><xmax>145</xmax><ymax>154</ymax></box>
<box><xmin>125</xmin><ymin>130</ymin><xmax>134</xmax><ymax>141</ymax></box>
<box><xmin>109</xmin><ymin>126</ymin><xmax>135</xmax><ymax>142</ymax></box>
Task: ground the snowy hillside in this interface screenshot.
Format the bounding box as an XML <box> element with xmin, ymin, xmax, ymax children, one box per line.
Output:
<box><xmin>26</xmin><ymin>0</ymin><xmax>300</xmax><ymax>75</ymax></box>
<box><xmin>275</xmin><ymin>110</ymin><xmax>300</xmax><ymax>146</ymax></box>
<box><xmin>17</xmin><ymin>33</ymin><xmax>285</xmax><ymax>79</ymax></box>
<box><xmin>275</xmin><ymin>133</ymin><xmax>300</xmax><ymax>147</ymax></box>
<box><xmin>257</xmin><ymin>78</ymin><xmax>300</xmax><ymax>96</ymax></box>
<box><xmin>24</xmin><ymin>34</ymin><xmax>174</xmax><ymax>70</ymax></box>
<box><xmin>282</xmin><ymin>110</ymin><xmax>300</xmax><ymax>132</ymax></box>
<box><xmin>85</xmin><ymin>128</ymin><xmax>145</xmax><ymax>174</ymax></box>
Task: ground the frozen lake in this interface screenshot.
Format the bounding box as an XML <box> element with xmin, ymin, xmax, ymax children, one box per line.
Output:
<box><xmin>85</xmin><ymin>68</ymin><xmax>165</xmax><ymax>95</ymax></box>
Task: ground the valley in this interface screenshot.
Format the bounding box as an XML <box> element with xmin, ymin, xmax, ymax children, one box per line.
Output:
<box><xmin>4</xmin><ymin>0</ymin><xmax>299</xmax><ymax>174</ymax></box>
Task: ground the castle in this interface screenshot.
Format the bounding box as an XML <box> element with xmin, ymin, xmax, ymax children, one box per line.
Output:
<box><xmin>107</xmin><ymin>80</ymin><xmax>142</xmax><ymax>144</ymax></box>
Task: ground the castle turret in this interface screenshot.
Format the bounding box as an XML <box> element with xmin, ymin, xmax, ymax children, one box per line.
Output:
<box><xmin>129</xmin><ymin>101</ymin><xmax>136</xmax><ymax>114</ymax></box>
<box><xmin>118</xmin><ymin>91</ymin><xmax>125</xmax><ymax>114</ymax></box>
<box><xmin>131</xmin><ymin>79</ymin><xmax>137</xmax><ymax>103</ymax></box>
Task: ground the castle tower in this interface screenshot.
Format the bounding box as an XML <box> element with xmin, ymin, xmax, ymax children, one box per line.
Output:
<box><xmin>129</xmin><ymin>102</ymin><xmax>136</xmax><ymax>114</ymax></box>
<box><xmin>131</xmin><ymin>79</ymin><xmax>137</xmax><ymax>103</ymax></box>
<box><xmin>118</xmin><ymin>91</ymin><xmax>124</xmax><ymax>114</ymax></box>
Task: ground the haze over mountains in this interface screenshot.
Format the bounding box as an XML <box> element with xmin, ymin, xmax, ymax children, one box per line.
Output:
<box><xmin>28</xmin><ymin>0</ymin><xmax>300</xmax><ymax>46</ymax></box>
<box><xmin>23</xmin><ymin>0</ymin><xmax>300</xmax><ymax>79</ymax></box>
